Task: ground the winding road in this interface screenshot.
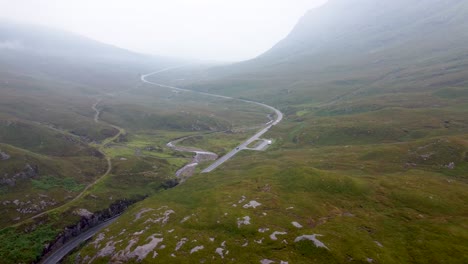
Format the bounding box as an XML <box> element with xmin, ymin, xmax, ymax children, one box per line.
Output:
<box><xmin>166</xmin><ymin>135</ymin><xmax>218</xmax><ymax>180</ymax></box>
<box><xmin>39</xmin><ymin>67</ymin><xmax>283</xmax><ymax>263</ymax></box>
<box><xmin>41</xmin><ymin>215</ymin><xmax>120</xmax><ymax>264</ymax></box>
<box><xmin>141</xmin><ymin>69</ymin><xmax>283</xmax><ymax>173</ymax></box>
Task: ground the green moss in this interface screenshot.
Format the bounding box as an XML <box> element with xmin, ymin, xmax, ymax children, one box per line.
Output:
<box><xmin>32</xmin><ymin>176</ymin><xmax>85</xmax><ymax>192</ymax></box>
<box><xmin>0</xmin><ymin>225</ymin><xmax>59</xmax><ymax>263</ymax></box>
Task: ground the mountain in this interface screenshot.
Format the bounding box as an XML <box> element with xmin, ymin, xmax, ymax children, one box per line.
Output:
<box><xmin>0</xmin><ymin>21</ymin><xmax>257</xmax><ymax>264</ymax></box>
<box><xmin>0</xmin><ymin>20</ymin><xmax>180</xmax><ymax>92</ymax></box>
<box><xmin>167</xmin><ymin>0</ymin><xmax>468</xmax><ymax>105</ymax></box>
<box><xmin>1</xmin><ymin>1</ymin><xmax>468</xmax><ymax>263</ymax></box>
<box><xmin>83</xmin><ymin>1</ymin><xmax>468</xmax><ymax>263</ymax></box>
<box><xmin>0</xmin><ymin>20</ymin><xmax>167</xmax><ymax>62</ymax></box>
<box><xmin>0</xmin><ymin>21</ymin><xmax>178</xmax><ymax>244</ymax></box>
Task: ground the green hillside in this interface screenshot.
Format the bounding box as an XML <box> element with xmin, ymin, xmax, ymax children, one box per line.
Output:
<box><xmin>1</xmin><ymin>0</ymin><xmax>467</xmax><ymax>263</ymax></box>
<box><xmin>0</xmin><ymin>20</ymin><xmax>274</xmax><ymax>263</ymax></box>
<box><xmin>74</xmin><ymin>0</ymin><xmax>468</xmax><ymax>263</ymax></box>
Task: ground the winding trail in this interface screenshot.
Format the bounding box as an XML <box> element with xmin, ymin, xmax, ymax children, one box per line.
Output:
<box><xmin>37</xmin><ymin>96</ymin><xmax>125</xmax><ymax>264</ymax></box>
<box><xmin>37</xmin><ymin>66</ymin><xmax>282</xmax><ymax>263</ymax></box>
<box><xmin>70</xmin><ymin>97</ymin><xmax>125</xmax><ymax>201</ymax></box>
<box><xmin>92</xmin><ymin>98</ymin><xmax>102</xmax><ymax>123</ymax></box>
<box><xmin>141</xmin><ymin>69</ymin><xmax>283</xmax><ymax>173</ymax></box>
<box><xmin>15</xmin><ymin>96</ymin><xmax>125</xmax><ymax>225</ymax></box>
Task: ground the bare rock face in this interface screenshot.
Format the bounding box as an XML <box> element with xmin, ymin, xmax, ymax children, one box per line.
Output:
<box><xmin>0</xmin><ymin>150</ymin><xmax>10</xmax><ymax>160</ymax></box>
<box><xmin>0</xmin><ymin>163</ymin><xmax>39</xmax><ymax>187</ymax></box>
<box><xmin>446</xmin><ymin>162</ymin><xmax>456</xmax><ymax>169</ymax></box>
<box><xmin>74</xmin><ymin>208</ymin><xmax>94</xmax><ymax>219</ymax></box>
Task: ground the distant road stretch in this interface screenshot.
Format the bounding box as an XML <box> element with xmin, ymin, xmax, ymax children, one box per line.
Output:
<box><xmin>141</xmin><ymin>69</ymin><xmax>283</xmax><ymax>173</ymax></box>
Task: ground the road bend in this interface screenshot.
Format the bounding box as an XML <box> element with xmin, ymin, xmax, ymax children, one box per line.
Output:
<box><xmin>141</xmin><ymin>69</ymin><xmax>283</xmax><ymax>173</ymax></box>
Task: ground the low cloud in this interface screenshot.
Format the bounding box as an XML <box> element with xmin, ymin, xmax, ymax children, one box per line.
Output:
<box><xmin>0</xmin><ymin>40</ymin><xmax>24</xmax><ymax>50</ymax></box>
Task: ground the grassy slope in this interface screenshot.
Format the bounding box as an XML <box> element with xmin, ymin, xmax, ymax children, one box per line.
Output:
<box><xmin>73</xmin><ymin>1</ymin><xmax>468</xmax><ymax>262</ymax></box>
<box><xmin>74</xmin><ymin>145</ymin><xmax>468</xmax><ymax>263</ymax></box>
<box><xmin>67</xmin><ymin>63</ymin><xmax>468</xmax><ymax>264</ymax></box>
<box><xmin>75</xmin><ymin>91</ymin><xmax>468</xmax><ymax>263</ymax></box>
<box><xmin>0</xmin><ymin>56</ymin><xmax>272</xmax><ymax>263</ymax></box>
<box><xmin>3</xmin><ymin>2</ymin><xmax>468</xmax><ymax>262</ymax></box>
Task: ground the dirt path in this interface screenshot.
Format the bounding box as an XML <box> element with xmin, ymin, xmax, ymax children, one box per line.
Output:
<box><xmin>15</xmin><ymin>97</ymin><xmax>125</xmax><ymax>225</ymax></box>
<box><xmin>92</xmin><ymin>98</ymin><xmax>102</xmax><ymax>123</ymax></box>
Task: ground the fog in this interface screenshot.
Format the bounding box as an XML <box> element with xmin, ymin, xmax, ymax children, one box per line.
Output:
<box><xmin>0</xmin><ymin>0</ymin><xmax>327</xmax><ymax>61</ymax></box>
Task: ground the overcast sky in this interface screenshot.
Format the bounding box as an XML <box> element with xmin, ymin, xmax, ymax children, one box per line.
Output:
<box><xmin>0</xmin><ymin>0</ymin><xmax>328</xmax><ymax>61</ymax></box>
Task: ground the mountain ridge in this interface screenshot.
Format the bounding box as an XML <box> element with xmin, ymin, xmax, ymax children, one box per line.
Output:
<box><xmin>166</xmin><ymin>0</ymin><xmax>468</xmax><ymax>106</ymax></box>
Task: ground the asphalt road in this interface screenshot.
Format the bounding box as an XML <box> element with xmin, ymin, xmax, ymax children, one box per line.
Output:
<box><xmin>41</xmin><ymin>216</ymin><xmax>120</xmax><ymax>264</ymax></box>
<box><xmin>38</xmin><ymin>68</ymin><xmax>283</xmax><ymax>263</ymax></box>
<box><xmin>141</xmin><ymin>69</ymin><xmax>283</xmax><ymax>173</ymax></box>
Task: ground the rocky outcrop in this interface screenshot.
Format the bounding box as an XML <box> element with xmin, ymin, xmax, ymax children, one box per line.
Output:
<box><xmin>0</xmin><ymin>163</ymin><xmax>39</xmax><ymax>186</ymax></box>
<box><xmin>0</xmin><ymin>150</ymin><xmax>10</xmax><ymax>160</ymax></box>
<box><xmin>38</xmin><ymin>197</ymin><xmax>146</xmax><ymax>263</ymax></box>
<box><xmin>73</xmin><ymin>208</ymin><xmax>94</xmax><ymax>219</ymax></box>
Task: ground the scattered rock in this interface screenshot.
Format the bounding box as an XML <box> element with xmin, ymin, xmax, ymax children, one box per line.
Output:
<box><xmin>237</xmin><ymin>216</ymin><xmax>251</xmax><ymax>227</ymax></box>
<box><xmin>73</xmin><ymin>208</ymin><xmax>94</xmax><ymax>219</ymax></box>
<box><xmin>291</xmin><ymin>221</ymin><xmax>303</xmax><ymax>228</ymax></box>
<box><xmin>190</xmin><ymin>245</ymin><xmax>204</xmax><ymax>254</ymax></box>
<box><xmin>374</xmin><ymin>240</ymin><xmax>383</xmax><ymax>248</ymax></box>
<box><xmin>180</xmin><ymin>215</ymin><xmax>191</xmax><ymax>223</ymax></box>
<box><xmin>128</xmin><ymin>235</ymin><xmax>164</xmax><ymax>261</ymax></box>
<box><xmin>446</xmin><ymin>162</ymin><xmax>455</xmax><ymax>169</ymax></box>
<box><xmin>243</xmin><ymin>200</ymin><xmax>262</xmax><ymax>209</ymax></box>
<box><xmin>95</xmin><ymin>240</ymin><xmax>118</xmax><ymax>259</ymax></box>
<box><xmin>0</xmin><ymin>163</ymin><xmax>39</xmax><ymax>187</ymax></box>
<box><xmin>91</xmin><ymin>233</ymin><xmax>106</xmax><ymax>249</ymax></box>
<box><xmin>260</xmin><ymin>184</ymin><xmax>271</xmax><ymax>192</ymax></box>
<box><xmin>215</xmin><ymin>248</ymin><xmax>225</xmax><ymax>258</ymax></box>
<box><xmin>238</xmin><ymin>195</ymin><xmax>246</xmax><ymax>204</ymax></box>
<box><xmin>144</xmin><ymin>146</ymin><xmax>158</xmax><ymax>151</ymax></box>
<box><xmin>0</xmin><ymin>150</ymin><xmax>10</xmax><ymax>160</ymax></box>
<box><xmin>294</xmin><ymin>234</ymin><xmax>329</xmax><ymax>250</ymax></box>
<box><xmin>144</xmin><ymin>210</ymin><xmax>174</xmax><ymax>225</ymax></box>
<box><xmin>270</xmin><ymin>231</ymin><xmax>287</xmax><ymax>241</ymax></box>
<box><xmin>134</xmin><ymin>208</ymin><xmax>154</xmax><ymax>221</ymax></box>
<box><xmin>133</xmin><ymin>230</ymin><xmax>145</xmax><ymax>235</ymax></box>
<box><xmin>175</xmin><ymin>238</ymin><xmax>188</xmax><ymax>251</ymax></box>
